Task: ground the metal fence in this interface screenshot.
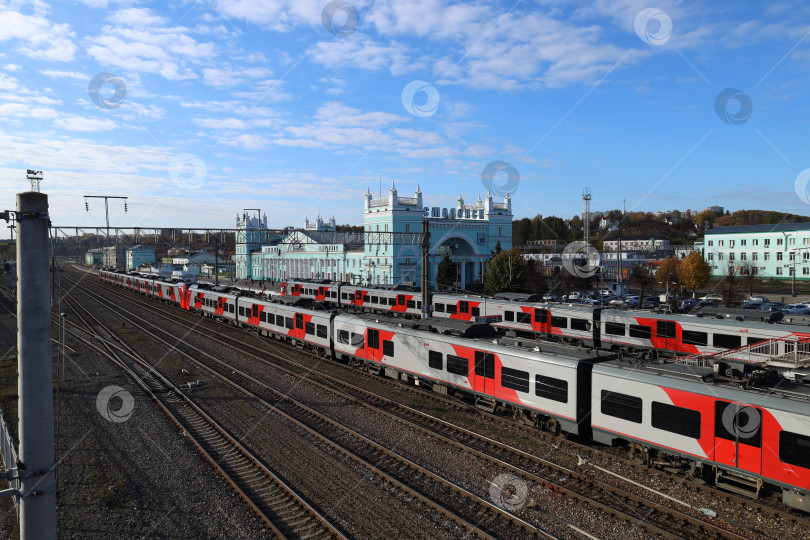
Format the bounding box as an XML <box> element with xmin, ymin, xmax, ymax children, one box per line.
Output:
<box><xmin>0</xmin><ymin>409</ymin><xmax>20</xmax><ymax>513</ymax></box>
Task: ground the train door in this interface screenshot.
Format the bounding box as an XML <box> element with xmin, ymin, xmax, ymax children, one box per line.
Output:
<box><xmin>473</xmin><ymin>351</ymin><xmax>495</xmax><ymax>395</ymax></box>
<box><xmin>534</xmin><ymin>308</ymin><xmax>549</xmax><ymax>333</ymax></box>
<box><xmin>367</xmin><ymin>328</ymin><xmax>380</xmax><ymax>360</ymax></box>
<box><xmin>714</xmin><ymin>401</ymin><xmax>762</xmax><ymax>474</ymax></box>
<box><xmin>396</xmin><ymin>294</ymin><xmax>406</xmax><ymax>308</ymax></box>
<box><xmin>459</xmin><ymin>301</ymin><xmax>470</xmax><ymax>319</ymax></box>
<box><xmin>657</xmin><ymin>320</ymin><xmax>677</xmax><ymax>351</ymax></box>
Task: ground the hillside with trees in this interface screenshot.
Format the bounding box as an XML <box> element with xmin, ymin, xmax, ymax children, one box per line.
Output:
<box><xmin>513</xmin><ymin>208</ymin><xmax>810</xmax><ymax>249</ymax></box>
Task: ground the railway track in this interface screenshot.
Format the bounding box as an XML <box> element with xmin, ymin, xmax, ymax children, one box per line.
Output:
<box><xmin>53</xmin><ymin>284</ymin><xmax>347</xmax><ymax>540</ymax></box>
<box><xmin>63</xmin><ymin>273</ymin><xmax>558</xmax><ymax>538</ymax></box>
<box><xmin>65</xmin><ymin>268</ymin><xmax>788</xmax><ymax>539</ymax></box>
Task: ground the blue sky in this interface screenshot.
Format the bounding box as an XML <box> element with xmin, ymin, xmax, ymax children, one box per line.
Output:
<box><xmin>1</xmin><ymin>0</ymin><xmax>810</xmax><ymax>239</ymax></box>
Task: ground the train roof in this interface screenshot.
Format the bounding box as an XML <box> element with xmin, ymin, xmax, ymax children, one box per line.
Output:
<box><xmin>601</xmin><ymin>309</ymin><xmax>810</xmax><ymax>334</ymax></box>
<box><xmin>334</xmin><ymin>312</ymin><xmax>609</xmax><ymax>366</ymax></box>
<box><xmin>493</xmin><ymin>292</ymin><xmax>544</xmax><ymax>302</ymax></box>
<box><xmin>593</xmin><ymin>359</ymin><xmax>810</xmax><ymax>413</ymax></box>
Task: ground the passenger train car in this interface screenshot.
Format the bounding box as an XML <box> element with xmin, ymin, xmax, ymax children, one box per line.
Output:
<box><xmin>592</xmin><ymin>359</ymin><xmax>810</xmax><ymax>508</ymax></box>
<box><xmin>98</xmin><ymin>268</ymin><xmax>810</xmax><ymax>510</ymax></box>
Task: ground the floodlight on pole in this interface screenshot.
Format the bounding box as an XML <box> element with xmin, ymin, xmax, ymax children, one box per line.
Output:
<box><xmin>26</xmin><ymin>170</ymin><xmax>43</xmax><ymax>192</ymax></box>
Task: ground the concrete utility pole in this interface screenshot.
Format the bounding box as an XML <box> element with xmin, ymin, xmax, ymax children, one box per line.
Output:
<box><xmin>16</xmin><ymin>191</ymin><xmax>56</xmax><ymax>540</ymax></box>
<box><xmin>421</xmin><ymin>219</ymin><xmax>430</xmax><ymax>319</ymax></box>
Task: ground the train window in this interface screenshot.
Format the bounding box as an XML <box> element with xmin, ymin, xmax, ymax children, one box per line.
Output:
<box><xmin>601</xmin><ymin>391</ymin><xmax>642</xmax><ymax>423</ymax></box>
<box><xmin>474</xmin><ymin>351</ymin><xmax>495</xmax><ymax>379</ymax></box>
<box><xmin>657</xmin><ymin>320</ymin><xmax>676</xmax><ymax>340</ymax></box>
<box><xmin>713</xmin><ymin>333</ymin><xmax>741</xmax><ymax>349</ymax></box>
<box><xmin>339</xmin><ymin>330</ymin><xmax>349</xmax><ymax>344</ymax></box>
<box><xmin>230</xmin><ymin>304</ymin><xmax>235</xmax><ymax>313</ymax></box>
<box><xmin>252</xmin><ymin>304</ymin><xmax>259</xmax><ymax>318</ymax></box>
<box><xmin>571</xmin><ymin>318</ymin><xmax>591</xmax><ymax>331</ymax></box>
<box><xmin>651</xmin><ymin>402</ymin><xmax>701</xmax><ymax>439</ymax></box>
<box><xmin>505</xmin><ymin>311</ymin><xmax>514</xmax><ymax>322</ymax></box>
<box><xmin>351</xmin><ymin>333</ymin><xmax>364</xmax><ymax>348</ymax></box>
<box><xmin>397</xmin><ymin>295</ymin><xmax>405</xmax><ymax>305</ymax></box>
<box><xmin>295</xmin><ymin>314</ymin><xmax>304</xmax><ymax>329</ymax></box>
<box><xmin>317</xmin><ymin>325</ymin><xmax>327</xmax><ymax>338</ymax></box>
<box><xmin>417</xmin><ymin>301</ymin><xmax>422</xmax><ymax>309</ymax></box>
<box><xmin>446</xmin><ymin>304</ymin><xmax>457</xmax><ymax>314</ymax></box>
<box><xmin>747</xmin><ymin>336</ymin><xmax>766</xmax><ymax>346</ymax></box>
<box><xmin>285</xmin><ymin>317</ymin><xmax>293</xmax><ymax>329</ymax></box>
<box><xmin>534</xmin><ymin>309</ymin><xmax>548</xmax><ymax>323</ymax></box>
<box><xmin>260</xmin><ymin>312</ymin><xmax>267</xmax><ymax>323</ymax></box>
<box><xmin>715</xmin><ymin>402</ymin><xmax>761</xmax><ymax>447</ymax></box>
<box><xmin>383</xmin><ymin>340</ymin><xmax>394</xmax><ymax>356</ymax></box>
<box><xmin>389</xmin><ymin>297</ymin><xmax>396</xmax><ymax>306</ymax></box>
<box><xmin>371</xmin><ymin>296</ymin><xmax>379</xmax><ymax>304</ymax></box>
<box><xmin>501</xmin><ymin>367</ymin><xmax>529</xmax><ymax>393</ymax></box>
<box><xmin>266</xmin><ymin>313</ymin><xmax>275</xmax><ymax>325</ymax></box>
<box><xmin>342</xmin><ymin>293</ymin><xmax>348</xmax><ymax>300</ymax></box>
<box><xmin>517</xmin><ymin>312</ymin><xmax>531</xmax><ymax>324</ymax></box>
<box><xmin>779</xmin><ymin>431</ymin><xmax>810</xmax><ymax>470</ymax></box>
<box><xmin>446</xmin><ymin>355</ymin><xmax>468</xmax><ymax>376</ymax></box>
<box><xmin>682</xmin><ymin>330</ymin><xmax>708</xmax><ymax>346</ymax></box>
<box><xmin>435</xmin><ymin>303</ymin><xmax>445</xmax><ymax>312</ymax></box>
<box><xmin>629</xmin><ymin>324</ymin><xmax>652</xmax><ymax>339</ymax></box>
<box><xmin>460</xmin><ymin>301</ymin><xmax>469</xmax><ymax>313</ymax></box>
<box><xmin>428</xmin><ymin>351</ymin><xmax>443</xmax><ymax>370</ymax></box>
<box><xmin>407</xmin><ymin>300</ymin><xmax>416</xmax><ymax>309</ymax></box>
<box><xmin>535</xmin><ymin>375</ymin><xmax>568</xmax><ymax>403</ymax></box>
<box><xmin>604</xmin><ymin>322</ymin><xmax>625</xmax><ymax>336</ymax></box>
<box><xmin>471</xmin><ymin>307</ymin><xmax>480</xmax><ymax>317</ymax></box>
<box><xmin>331</xmin><ymin>292</ymin><xmax>337</xmax><ymax>298</ymax></box>
<box><xmin>551</xmin><ymin>316</ymin><xmax>568</xmax><ymax>329</ymax></box>
<box><xmin>239</xmin><ymin>306</ymin><xmax>245</xmax><ymax>316</ymax></box>
<box><xmin>305</xmin><ymin>322</ymin><xmax>315</xmax><ymax>335</ymax></box>
<box><xmin>368</xmin><ymin>329</ymin><xmax>380</xmax><ymax>349</ymax></box>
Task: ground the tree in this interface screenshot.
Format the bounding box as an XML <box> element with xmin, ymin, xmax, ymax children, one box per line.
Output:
<box><xmin>738</xmin><ymin>260</ymin><xmax>757</xmax><ymax>298</ymax></box>
<box><xmin>524</xmin><ymin>259</ymin><xmax>548</xmax><ymax>294</ymax></box>
<box><xmin>679</xmin><ymin>251</ymin><xmax>711</xmax><ymax>295</ymax></box>
<box><xmin>492</xmin><ymin>241</ymin><xmax>502</xmax><ymax>254</ymax></box>
<box><xmin>436</xmin><ymin>256</ymin><xmax>456</xmax><ymax>291</ymax></box>
<box><xmin>630</xmin><ymin>265</ymin><xmax>652</xmax><ymax>305</ymax></box>
<box><xmin>656</xmin><ymin>256</ymin><xmax>681</xmax><ymax>295</ymax></box>
<box><xmin>484</xmin><ymin>249</ymin><xmax>528</xmax><ymax>296</ymax></box>
<box><xmin>720</xmin><ymin>262</ymin><xmax>741</xmax><ymax>305</ymax></box>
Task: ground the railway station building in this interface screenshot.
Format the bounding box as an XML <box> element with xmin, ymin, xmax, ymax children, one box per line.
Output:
<box><xmin>234</xmin><ymin>183</ymin><xmax>513</xmax><ymax>288</ymax></box>
<box><xmin>703</xmin><ymin>222</ymin><xmax>810</xmax><ymax>280</ymax></box>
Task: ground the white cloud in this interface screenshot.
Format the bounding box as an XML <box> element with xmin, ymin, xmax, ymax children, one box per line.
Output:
<box><xmin>195</xmin><ymin>117</ymin><xmax>248</xmax><ymax>130</ymax></box>
<box><xmin>53</xmin><ymin>115</ymin><xmax>117</xmax><ymax>131</ymax></box>
<box><xmin>3</xmin><ymin>64</ymin><xmax>21</xmax><ymax>71</ymax></box>
<box><xmin>0</xmin><ymin>11</ymin><xmax>77</xmax><ymax>62</ymax></box>
<box><xmin>309</xmin><ymin>37</ymin><xmax>416</xmax><ymax>74</ymax></box>
<box><xmin>202</xmin><ymin>66</ymin><xmax>273</xmax><ymax>89</ymax></box>
<box><xmin>86</xmin><ymin>8</ymin><xmax>216</xmax><ymax>80</ymax></box>
<box><xmin>39</xmin><ymin>69</ymin><xmax>87</xmax><ymax>81</ymax></box>
<box><xmin>213</xmin><ymin>0</ymin><xmax>327</xmax><ymax>31</ymax></box>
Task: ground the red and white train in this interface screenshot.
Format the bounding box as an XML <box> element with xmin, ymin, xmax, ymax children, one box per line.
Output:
<box><xmin>99</xmin><ymin>269</ymin><xmax>810</xmax><ymax>511</ymax></box>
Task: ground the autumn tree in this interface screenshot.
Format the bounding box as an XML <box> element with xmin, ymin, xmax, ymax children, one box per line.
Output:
<box><xmin>656</xmin><ymin>256</ymin><xmax>681</xmax><ymax>290</ymax></box>
<box><xmin>484</xmin><ymin>249</ymin><xmax>528</xmax><ymax>296</ymax></box>
<box><xmin>436</xmin><ymin>256</ymin><xmax>457</xmax><ymax>291</ymax></box>
<box><xmin>679</xmin><ymin>251</ymin><xmax>711</xmax><ymax>295</ymax></box>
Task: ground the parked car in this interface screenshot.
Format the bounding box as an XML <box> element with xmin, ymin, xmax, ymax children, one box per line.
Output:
<box><xmin>759</xmin><ymin>302</ymin><xmax>786</xmax><ymax>312</ymax></box>
<box><xmin>562</xmin><ymin>292</ymin><xmax>583</xmax><ymax>302</ymax></box>
<box><xmin>680</xmin><ymin>298</ymin><xmax>698</xmax><ymax>311</ymax></box>
<box><xmin>740</xmin><ymin>300</ymin><xmax>764</xmax><ymax>309</ymax></box>
<box><xmin>542</xmin><ymin>293</ymin><xmax>559</xmax><ymax>302</ymax></box>
<box><xmin>784</xmin><ymin>304</ymin><xmax>809</xmax><ymax>315</ymax></box>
